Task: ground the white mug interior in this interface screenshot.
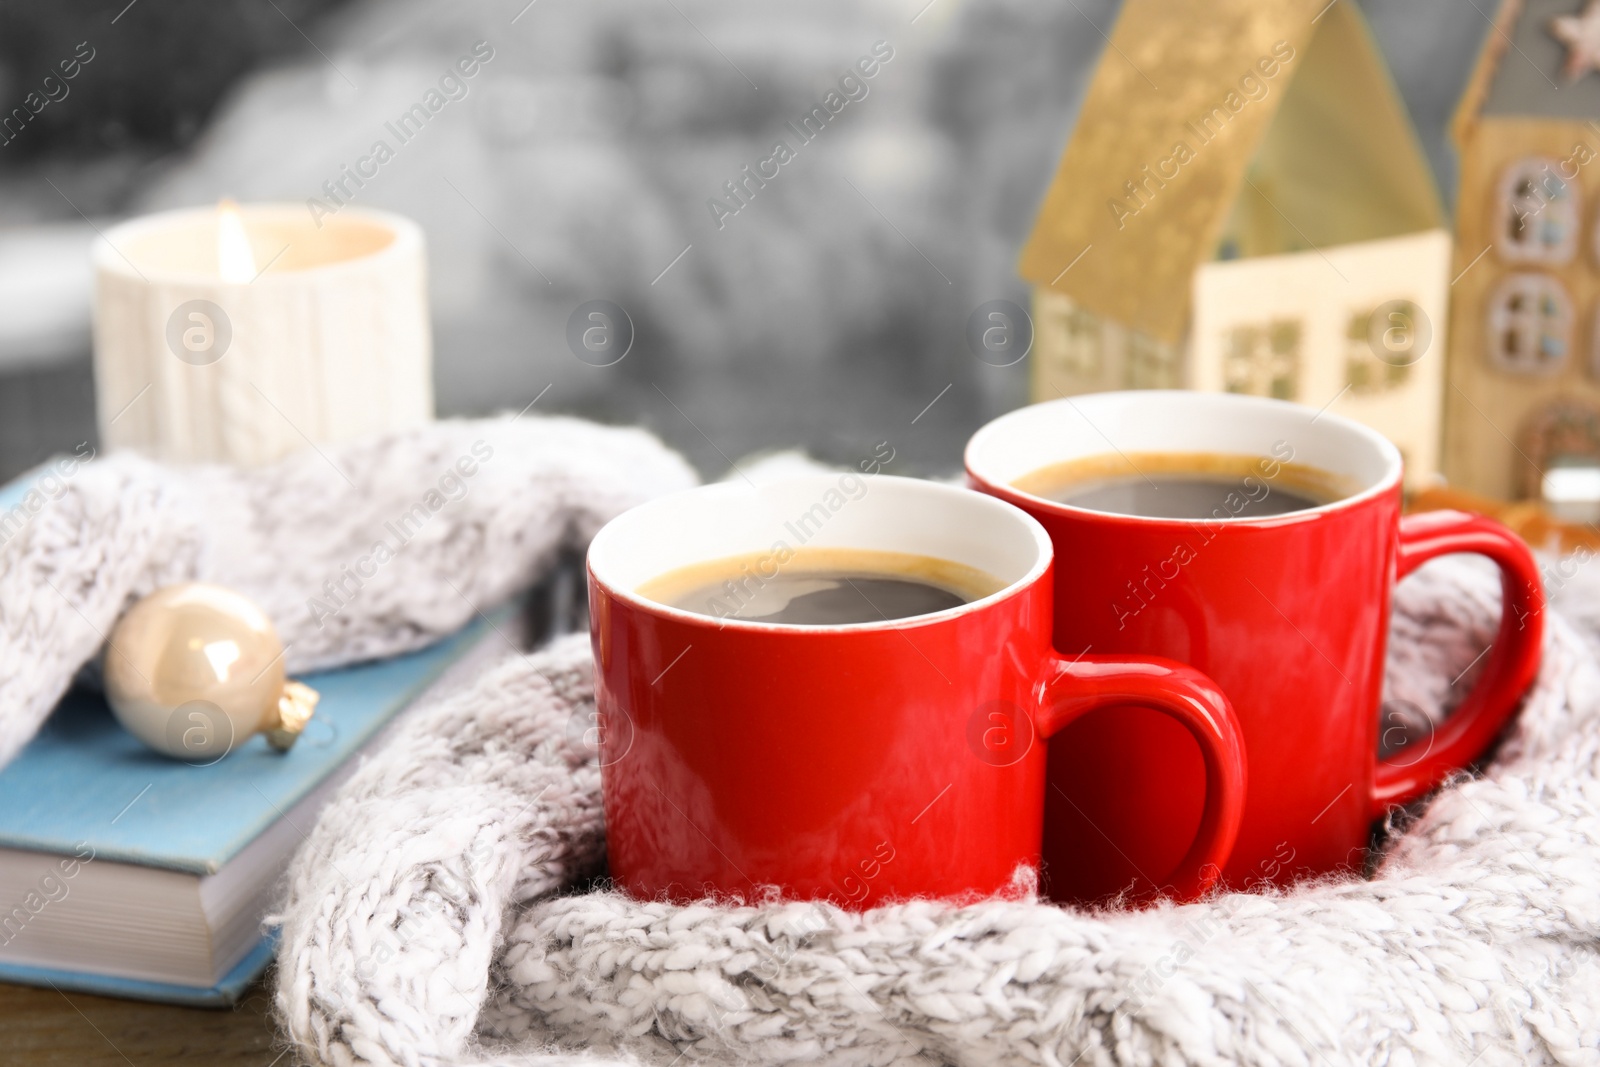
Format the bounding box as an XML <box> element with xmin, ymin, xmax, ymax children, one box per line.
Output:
<box><xmin>965</xmin><ymin>391</ymin><xmax>1403</xmax><ymax>522</ymax></box>
<box><xmin>588</xmin><ymin>474</ymin><xmax>1052</xmax><ymax>630</ymax></box>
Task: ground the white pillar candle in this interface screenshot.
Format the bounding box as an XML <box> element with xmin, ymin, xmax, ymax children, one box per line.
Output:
<box><xmin>92</xmin><ymin>202</ymin><xmax>433</xmax><ymax>465</ymax></box>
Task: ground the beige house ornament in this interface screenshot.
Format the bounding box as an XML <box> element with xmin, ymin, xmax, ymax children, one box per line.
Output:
<box><xmin>1446</xmin><ymin>0</ymin><xmax>1600</xmax><ymax>507</ymax></box>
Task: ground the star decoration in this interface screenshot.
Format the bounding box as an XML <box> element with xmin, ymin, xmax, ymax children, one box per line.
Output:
<box><xmin>1550</xmin><ymin>0</ymin><xmax>1600</xmax><ymax>83</ymax></box>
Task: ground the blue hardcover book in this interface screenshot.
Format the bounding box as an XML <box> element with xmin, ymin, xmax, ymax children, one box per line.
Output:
<box><xmin>0</xmin><ymin>470</ymin><xmax>539</xmax><ymax>1006</ymax></box>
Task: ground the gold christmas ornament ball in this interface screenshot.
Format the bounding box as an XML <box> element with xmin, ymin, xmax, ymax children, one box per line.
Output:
<box><xmin>103</xmin><ymin>582</ymin><xmax>317</xmax><ymax>762</ymax></box>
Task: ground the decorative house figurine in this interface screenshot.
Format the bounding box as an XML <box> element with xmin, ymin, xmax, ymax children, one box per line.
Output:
<box><xmin>1445</xmin><ymin>0</ymin><xmax>1600</xmax><ymax>510</ymax></box>
<box><xmin>1018</xmin><ymin>0</ymin><xmax>1452</xmax><ymax>485</ymax></box>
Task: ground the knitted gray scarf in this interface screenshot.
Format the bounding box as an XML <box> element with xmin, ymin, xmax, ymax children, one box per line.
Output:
<box><xmin>4</xmin><ymin>422</ymin><xmax>1595</xmax><ymax>1066</ymax></box>
<box><xmin>275</xmin><ymin>557</ymin><xmax>1600</xmax><ymax>1066</ymax></box>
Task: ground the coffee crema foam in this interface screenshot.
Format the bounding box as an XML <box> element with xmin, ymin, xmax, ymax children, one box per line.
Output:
<box><xmin>636</xmin><ymin>546</ymin><xmax>1006</xmax><ymax>626</ymax></box>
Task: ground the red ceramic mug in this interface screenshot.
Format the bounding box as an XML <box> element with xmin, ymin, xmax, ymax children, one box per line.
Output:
<box><xmin>966</xmin><ymin>390</ymin><xmax>1545</xmax><ymax>902</ymax></box>
<box><xmin>587</xmin><ymin>474</ymin><xmax>1247</xmax><ymax>907</ymax></box>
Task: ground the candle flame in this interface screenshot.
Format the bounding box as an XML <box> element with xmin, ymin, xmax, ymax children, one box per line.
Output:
<box><xmin>216</xmin><ymin>199</ymin><xmax>257</xmax><ymax>283</ymax></box>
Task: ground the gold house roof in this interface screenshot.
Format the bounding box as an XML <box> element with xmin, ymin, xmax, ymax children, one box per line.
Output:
<box><xmin>1018</xmin><ymin>0</ymin><xmax>1444</xmax><ymax>345</ymax></box>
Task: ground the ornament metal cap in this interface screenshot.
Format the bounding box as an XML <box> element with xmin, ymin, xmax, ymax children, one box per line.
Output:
<box><xmin>265</xmin><ymin>680</ymin><xmax>320</xmax><ymax>751</ymax></box>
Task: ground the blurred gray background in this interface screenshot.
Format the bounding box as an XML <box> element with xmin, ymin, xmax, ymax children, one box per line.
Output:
<box><xmin>0</xmin><ymin>0</ymin><xmax>1489</xmax><ymax>482</ymax></box>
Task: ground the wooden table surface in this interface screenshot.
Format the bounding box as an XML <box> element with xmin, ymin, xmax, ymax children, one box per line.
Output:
<box><xmin>0</xmin><ymin>974</ymin><xmax>282</xmax><ymax>1066</ymax></box>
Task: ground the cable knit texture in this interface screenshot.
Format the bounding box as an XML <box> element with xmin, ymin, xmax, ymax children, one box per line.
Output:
<box><xmin>270</xmin><ymin>548</ymin><xmax>1600</xmax><ymax>1067</ymax></box>
<box><xmin>0</xmin><ymin>416</ymin><xmax>698</xmax><ymax>769</ymax></box>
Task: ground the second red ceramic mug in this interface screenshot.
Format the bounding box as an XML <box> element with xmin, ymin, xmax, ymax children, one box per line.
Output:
<box><xmin>588</xmin><ymin>474</ymin><xmax>1247</xmax><ymax>907</ymax></box>
<box><xmin>967</xmin><ymin>391</ymin><xmax>1546</xmax><ymax>901</ymax></box>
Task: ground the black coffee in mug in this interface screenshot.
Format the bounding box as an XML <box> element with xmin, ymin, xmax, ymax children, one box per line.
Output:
<box><xmin>1013</xmin><ymin>451</ymin><xmax>1352</xmax><ymax>521</ymax></box>
<box><xmin>636</xmin><ymin>547</ymin><xmax>1003</xmax><ymax>626</ymax></box>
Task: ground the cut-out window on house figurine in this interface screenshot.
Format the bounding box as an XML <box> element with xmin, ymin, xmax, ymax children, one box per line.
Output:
<box><xmin>1042</xmin><ymin>301</ymin><xmax>1104</xmax><ymax>382</ymax></box>
<box><xmin>1345</xmin><ymin>303</ymin><xmax>1417</xmax><ymax>394</ymax></box>
<box><xmin>1223</xmin><ymin>319</ymin><xmax>1302</xmax><ymax>399</ymax></box>
<box><xmin>1495</xmin><ymin>158</ymin><xmax>1578</xmax><ymax>264</ymax></box>
<box><xmin>1126</xmin><ymin>332</ymin><xmax>1183</xmax><ymax>389</ymax></box>
<box><xmin>1487</xmin><ymin>273</ymin><xmax>1571</xmax><ymax>376</ymax></box>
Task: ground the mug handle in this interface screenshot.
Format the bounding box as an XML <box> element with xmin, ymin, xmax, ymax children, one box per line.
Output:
<box><xmin>1369</xmin><ymin>510</ymin><xmax>1545</xmax><ymax>816</ymax></box>
<box><xmin>1037</xmin><ymin>654</ymin><xmax>1247</xmax><ymax>902</ymax></box>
